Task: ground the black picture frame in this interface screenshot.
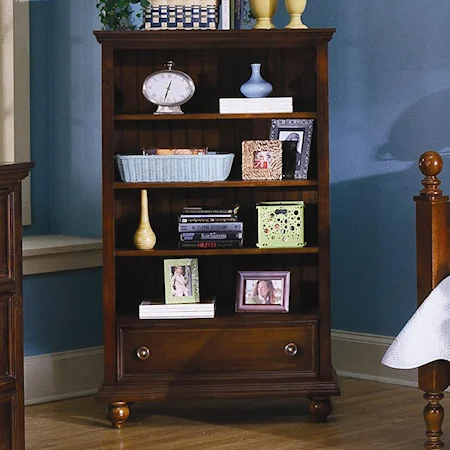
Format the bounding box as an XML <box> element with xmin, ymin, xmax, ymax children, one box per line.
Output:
<box><xmin>269</xmin><ymin>119</ymin><xmax>314</xmax><ymax>180</ymax></box>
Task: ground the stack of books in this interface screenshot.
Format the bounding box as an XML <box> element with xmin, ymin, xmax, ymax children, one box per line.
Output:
<box><xmin>178</xmin><ymin>205</ymin><xmax>244</xmax><ymax>249</ymax></box>
<box><xmin>219</xmin><ymin>97</ymin><xmax>294</xmax><ymax>114</ymax></box>
<box><xmin>220</xmin><ymin>0</ymin><xmax>254</xmax><ymax>30</ymax></box>
<box><xmin>139</xmin><ymin>299</ymin><xmax>216</xmax><ymax>319</ymax></box>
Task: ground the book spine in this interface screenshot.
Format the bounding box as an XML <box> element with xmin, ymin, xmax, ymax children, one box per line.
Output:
<box><xmin>230</xmin><ymin>0</ymin><xmax>234</xmax><ymax>29</ymax></box>
<box><xmin>179</xmin><ymin>239</ymin><xmax>243</xmax><ymax>249</ymax></box>
<box><xmin>139</xmin><ymin>309</ymin><xmax>214</xmax><ymax>314</ymax></box>
<box><xmin>221</xmin><ymin>0</ymin><xmax>230</xmax><ymax>29</ymax></box>
<box><xmin>220</xmin><ymin>106</ymin><xmax>293</xmax><ymax>114</ymax></box>
<box><xmin>178</xmin><ymin>222</ymin><xmax>243</xmax><ymax>232</ymax></box>
<box><xmin>179</xmin><ymin>213</ymin><xmax>236</xmax><ymax>219</ymax></box>
<box><xmin>139</xmin><ymin>315</ymin><xmax>214</xmax><ymax>319</ymax></box>
<box><xmin>219</xmin><ymin>97</ymin><xmax>293</xmax><ymax>105</ymax></box>
<box><xmin>140</xmin><ymin>307</ymin><xmax>215</xmax><ymax>312</ymax></box>
<box><xmin>179</xmin><ymin>216</ymin><xmax>239</xmax><ymax>223</ymax></box>
<box><xmin>180</xmin><ymin>232</ymin><xmax>243</xmax><ymax>241</ymax></box>
<box><xmin>234</xmin><ymin>0</ymin><xmax>241</xmax><ymax>29</ymax></box>
<box><xmin>181</xmin><ymin>208</ymin><xmax>236</xmax><ymax>214</ymax></box>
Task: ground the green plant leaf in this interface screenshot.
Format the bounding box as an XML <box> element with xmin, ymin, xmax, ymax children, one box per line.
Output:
<box><xmin>96</xmin><ymin>0</ymin><xmax>142</xmax><ymax>30</ymax></box>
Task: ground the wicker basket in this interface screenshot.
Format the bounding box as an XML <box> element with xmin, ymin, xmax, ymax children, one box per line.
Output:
<box><xmin>116</xmin><ymin>154</ymin><xmax>234</xmax><ymax>182</ymax></box>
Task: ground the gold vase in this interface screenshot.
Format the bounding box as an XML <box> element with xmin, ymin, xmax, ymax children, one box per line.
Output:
<box><xmin>285</xmin><ymin>0</ymin><xmax>308</xmax><ymax>29</ymax></box>
<box><xmin>250</xmin><ymin>0</ymin><xmax>277</xmax><ymax>29</ymax></box>
<box><xmin>270</xmin><ymin>0</ymin><xmax>277</xmax><ymax>28</ymax></box>
<box><xmin>134</xmin><ymin>189</ymin><xmax>156</xmax><ymax>250</ymax></box>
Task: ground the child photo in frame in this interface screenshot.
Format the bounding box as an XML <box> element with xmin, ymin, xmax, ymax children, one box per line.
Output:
<box><xmin>269</xmin><ymin>119</ymin><xmax>314</xmax><ymax>180</ymax></box>
<box><xmin>253</xmin><ymin>150</ymin><xmax>272</xmax><ymax>169</ymax></box>
<box><xmin>242</xmin><ymin>140</ymin><xmax>282</xmax><ymax>180</ymax></box>
<box><xmin>164</xmin><ymin>258</ymin><xmax>200</xmax><ymax>304</ymax></box>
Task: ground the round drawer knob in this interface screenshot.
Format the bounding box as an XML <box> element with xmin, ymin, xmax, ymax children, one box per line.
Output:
<box><xmin>136</xmin><ymin>346</ymin><xmax>151</xmax><ymax>360</ymax></box>
<box><xmin>284</xmin><ymin>342</ymin><xmax>298</xmax><ymax>357</ymax></box>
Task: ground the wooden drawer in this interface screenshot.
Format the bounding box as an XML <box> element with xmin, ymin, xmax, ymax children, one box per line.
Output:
<box><xmin>118</xmin><ymin>322</ymin><xmax>318</xmax><ymax>380</ymax></box>
<box><xmin>0</xmin><ymin>189</ymin><xmax>14</xmax><ymax>289</ymax></box>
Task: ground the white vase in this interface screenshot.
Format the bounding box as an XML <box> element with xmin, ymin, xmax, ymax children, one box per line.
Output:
<box><xmin>240</xmin><ymin>63</ymin><xmax>273</xmax><ymax>98</ymax></box>
<box><xmin>134</xmin><ymin>189</ymin><xmax>156</xmax><ymax>250</ymax></box>
<box><xmin>285</xmin><ymin>0</ymin><xmax>308</xmax><ymax>29</ymax></box>
<box><xmin>249</xmin><ymin>0</ymin><xmax>277</xmax><ymax>29</ymax></box>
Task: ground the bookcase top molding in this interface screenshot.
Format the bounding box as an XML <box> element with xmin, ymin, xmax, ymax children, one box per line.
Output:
<box><xmin>93</xmin><ymin>29</ymin><xmax>336</xmax><ymax>49</ymax></box>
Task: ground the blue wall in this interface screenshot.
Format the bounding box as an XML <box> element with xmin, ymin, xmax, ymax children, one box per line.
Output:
<box><xmin>24</xmin><ymin>0</ymin><xmax>103</xmax><ymax>357</ymax></box>
<box><xmin>27</xmin><ymin>0</ymin><xmax>102</xmax><ymax>237</ymax></box>
<box><xmin>28</xmin><ymin>0</ymin><xmax>51</xmax><ymax>235</ymax></box>
<box><xmin>23</xmin><ymin>269</ymin><xmax>103</xmax><ymax>356</ymax></box>
<box><xmin>23</xmin><ymin>0</ymin><xmax>450</xmax><ymax>357</ymax></box>
<box><xmin>305</xmin><ymin>1</ymin><xmax>450</xmax><ymax>334</ymax></box>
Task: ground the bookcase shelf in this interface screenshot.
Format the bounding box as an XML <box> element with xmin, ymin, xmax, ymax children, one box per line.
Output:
<box><xmin>117</xmin><ymin>313</ymin><xmax>321</xmax><ymax>327</ymax></box>
<box><xmin>114</xmin><ymin>180</ymin><xmax>319</xmax><ymax>189</ymax></box>
<box><xmin>115</xmin><ymin>246</ymin><xmax>320</xmax><ymax>257</ymax></box>
<box><xmin>114</xmin><ymin>112</ymin><xmax>318</xmax><ymax>121</ymax></box>
<box><xmin>95</xmin><ymin>28</ymin><xmax>340</xmax><ymax>429</ymax></box>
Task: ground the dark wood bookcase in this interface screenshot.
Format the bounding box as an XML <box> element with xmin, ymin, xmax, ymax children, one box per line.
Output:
<box><xmin>0</xmin><ymin>162</ymin><xmax>34</xmax><ymax>449</ymax></box>
<box><xmin>94</xmin><ymin>29</ymin><xmax>340</xmax><ymax>429</ymax></box>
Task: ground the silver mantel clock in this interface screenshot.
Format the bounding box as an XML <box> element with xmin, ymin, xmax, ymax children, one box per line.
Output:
<box><xmin>142</xmin><ymin>61</ymin><xmax>195</xmax><ymax>115</ymax></box>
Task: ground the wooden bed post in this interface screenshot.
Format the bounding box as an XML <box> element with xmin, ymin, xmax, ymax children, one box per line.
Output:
<box><xmin>415</xmin><ymin>151</ymin><xmax>450</xmax><ymax>449</ymax></box>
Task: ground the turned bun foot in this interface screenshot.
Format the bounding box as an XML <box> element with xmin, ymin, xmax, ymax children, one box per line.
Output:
<box><xmin>107</xmin><ymin>402</ymin><xmax>130</xmax><ymax>429</ymax></box>
<box><xmin>308</xmin><ymin>397</ymin><xmax>332</xmax><ymax>422</ymax></box>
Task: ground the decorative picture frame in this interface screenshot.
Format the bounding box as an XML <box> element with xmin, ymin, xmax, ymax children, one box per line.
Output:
<box><xmin>235</xmin><ymin>271</ymin><xmax>290</xmax><ymax>313</ymax></box>
<box><xmin>164</xmin><ymin>258</ymin><xmax>200</xmax><ymax>304</ymax></box>
<box><xmin>269</xmin><ymin>119</ymin><xmax>314</xmax><ymax>180</ymax></box>
<box><xmin>241</xmin><ymin>140</ymin><xmax>282</xmax><ymax>180</ymax></box>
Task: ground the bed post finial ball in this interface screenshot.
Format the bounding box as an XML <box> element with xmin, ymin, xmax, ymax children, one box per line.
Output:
<box><xmin>418</xmin><ymin>151</ymin><xmax>444</xmax><ymax>198</ymax></box>
<box><xmin>419</xmin><ymin>151</ymin><xmax>443</xmax><ymax>177</ymax></box>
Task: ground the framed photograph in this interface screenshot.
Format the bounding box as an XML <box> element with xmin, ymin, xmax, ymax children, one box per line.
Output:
<box><xmin>241</xmin><ymin>140</ymin><xmax>282</xmax><ymax>180</ymax></box>
<box><xmin>164</xmin><ymin>258</ymin><xmax>200</xmax><ymax>304</ymax></box>
<box><xmin>269</xmin><ymin>119</ymin><xmax>314</xmax><ymax>180</ymax></box>
<box><xmin>235</xmin><ymin>271</ymin><xmax>290</xmax><ymax>313</ymax></box>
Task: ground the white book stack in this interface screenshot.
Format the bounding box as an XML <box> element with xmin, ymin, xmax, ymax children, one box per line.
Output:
<box><xmin>219</xmin><ymin>97</ymin><xmax>293</xmax><ymax>114</ymax></box>
<box><xmin>139</xmin><ymin>299</ymin><xmax>216</xmax><ymax>319</ymax></box>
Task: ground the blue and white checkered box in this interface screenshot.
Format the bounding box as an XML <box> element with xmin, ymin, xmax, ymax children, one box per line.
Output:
<box><xmin>145</xmin><ymin>4</ymin><xmax>218</xmax><ymax>30</ymax></box>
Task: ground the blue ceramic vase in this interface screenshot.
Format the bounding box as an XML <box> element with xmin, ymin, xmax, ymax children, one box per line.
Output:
<box><xmin>240</xmin><ymin>63</ymin><xmax>273</xmax><ymax>98</ymax></box>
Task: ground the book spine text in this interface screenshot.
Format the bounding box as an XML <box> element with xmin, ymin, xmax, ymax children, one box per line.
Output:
<box><xmin>180</xmin><ymin>232</ymin><xmax>243</xmax><ymax>241</ymax></box>
<box><xmin>179</xmin><ymin>239</ymin><xmax>243</xmax><ymax>249</ymax></box>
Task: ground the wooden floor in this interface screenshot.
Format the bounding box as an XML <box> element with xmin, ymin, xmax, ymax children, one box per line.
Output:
<box><xmin>25</xmin><ymin>377</ymin><xmax>442</xmax><ymax>449</ymax></box>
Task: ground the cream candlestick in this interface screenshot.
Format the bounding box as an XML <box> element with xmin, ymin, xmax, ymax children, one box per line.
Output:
<box><xmin>285</xmin><ymin>0</ymin><xmax>308</xmax><ymax>29</ymax></box>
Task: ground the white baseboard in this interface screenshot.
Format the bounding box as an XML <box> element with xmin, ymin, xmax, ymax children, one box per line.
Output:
<box><xmin>24</xmin><ymin>346</ymin><xmax>104</xmax><ymax>406</ymax></box>
<box><xmin>331</xmin><ymin>329</ymin><xmax>418</xmax><ymax>387</ymax></box>
<box><xmin>24</xmin><ymin>331</ymin><xmax>418</xmax><ymax>405</ymax></box>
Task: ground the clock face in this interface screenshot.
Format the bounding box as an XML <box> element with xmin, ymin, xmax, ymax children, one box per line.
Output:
<box><xmin>142</xmin><ymin>70</ymin><xmax>195</xmax><ymax>107</ymax></box>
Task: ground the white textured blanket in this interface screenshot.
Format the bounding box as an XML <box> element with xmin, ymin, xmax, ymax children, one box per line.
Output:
<box><xmin>382</xmin><ymin>275</ymin><xmax>450</xmax><ymax>369</ymax></box>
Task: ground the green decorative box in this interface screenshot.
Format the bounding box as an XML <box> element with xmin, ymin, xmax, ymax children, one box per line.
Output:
<box><xmin>256</xmin><ymin>201</ymin><xmax>306</xmax><ymax>248</ymax></box>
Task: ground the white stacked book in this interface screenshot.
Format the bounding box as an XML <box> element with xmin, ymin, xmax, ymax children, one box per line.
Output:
<box><xmin>139</xmin><ymin>299</ymin><xmax>216</xmax><ymax>319</ymax></box>
<box><xmin>219</xmin><ymin>97</ymin><xmax>293</xmax><ymax>114</ymax></box>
